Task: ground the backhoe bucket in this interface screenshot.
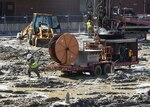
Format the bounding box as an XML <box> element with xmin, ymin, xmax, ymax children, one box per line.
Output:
<box><xmin>35</xmin><ymin>38</ymin><xmax>51</xmax><ymax>47</ymax></box>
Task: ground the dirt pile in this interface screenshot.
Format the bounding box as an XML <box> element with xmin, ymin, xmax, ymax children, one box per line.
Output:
<box><xmin>69</xmin><ymin>93</ymin><xmax>150</xmax><ymax>107</ymax></box>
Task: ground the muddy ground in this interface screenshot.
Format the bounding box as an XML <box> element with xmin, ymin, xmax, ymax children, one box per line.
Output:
<box><xmin>0</xmin><ymin>36</ymin><xmax>150</xmax><ymax>107</ymax></box>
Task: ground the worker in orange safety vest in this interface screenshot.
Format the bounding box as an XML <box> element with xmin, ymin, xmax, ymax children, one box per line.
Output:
<box><xmin>128</xmin><ymin>49</ymin><xmax>133</xmax><ymax>61</ymax></box>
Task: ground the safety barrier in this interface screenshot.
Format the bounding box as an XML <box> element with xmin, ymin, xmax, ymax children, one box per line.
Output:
<box><xmin>0</xmin><ymin>15</ymin><xmax>87</xmax><ymax>35</ymax></box>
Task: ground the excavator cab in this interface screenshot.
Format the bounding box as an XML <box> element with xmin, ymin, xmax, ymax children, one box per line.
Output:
<box><xmin>27</xmin><ymin>13</ymin><xmax>61</xmax><ymax>47</ymax></box>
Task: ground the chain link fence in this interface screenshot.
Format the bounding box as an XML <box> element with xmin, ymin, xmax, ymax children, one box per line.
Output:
<box><xmin>0</xmin><ymin>15</ymin><xmax>87</xmax><ymax>36</ymax></box>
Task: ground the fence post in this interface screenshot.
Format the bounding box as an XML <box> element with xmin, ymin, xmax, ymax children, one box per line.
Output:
<box><xmin>78</xmin><ymin>22</ymin><xmax>80</xmax><ymax>34</ymax></box>
<box><xmin>1</xmin><ymin>16</ymin><xmax>6</xmax><ymax>34</ymax></box>
<box><xmin>65</xmin><ymin>15</ymin><xmax>70</xmax><ymax>32</ymax></box>
<box><xmin>24</xmin><ymin>15</ymin><xmax>28</xmax><ymax>25</ymax></box>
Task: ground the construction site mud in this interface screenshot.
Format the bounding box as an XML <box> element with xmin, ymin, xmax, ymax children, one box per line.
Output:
<box><xmin>0</xmin><ymin>37</ymin><xmax>150</xmax><ymax>107</ymax></box>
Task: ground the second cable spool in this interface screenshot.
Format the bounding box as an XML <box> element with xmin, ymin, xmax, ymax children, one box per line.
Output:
<box><xmin>49</xmin><ymin>34</ymin><xmax>79</xmax><ymax>65</ymax></box>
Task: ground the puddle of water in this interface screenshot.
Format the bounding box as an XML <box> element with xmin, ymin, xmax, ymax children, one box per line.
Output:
<box><xmin>136</xmin><ymin>83</ymin><xmax>150</xmax><ymax>94</ymax></box>
<box><xmin>0</xmin><ymin>85</ymin><xmax>8</xmax><ymax>90</ymax></box>
<box><xmin>4</xmin><ymin>72</ymin><xmax>150</xmax><ymax>100</ymax></box>
<box><xmin>31</xmin><ymin>91</ymin><xmax>48</xmax><ymax>98</ymax></box>
<box><xmin>13</xmin><ymin>83</ymin><xmax>135</xmax><ymax>99</ymax></box>
<box><xmin>136</xmin><ymin>88</ymin><xmax>150</xmax><ymax>94</ymax></box>
<box><xmin>137</xmin><ymin>83</ymin><xmax>150</xmax><ymax>87</ymax></box>
<box><xmin>48</xmin><ymin>76</ymin><xmax>59</xmax><ymax>79</ymax></box>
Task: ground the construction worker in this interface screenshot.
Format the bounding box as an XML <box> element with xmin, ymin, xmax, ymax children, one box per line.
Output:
<box><xmin>86</xmin><ymin>19</ymin><xmax>93</xmax><ymax>37</ymax></box>
<box><xmin>27</xmin><ymin>54</ymin><xmax>40</xmax><ymax>79</ymax></box>
<box><xmin>128</xmin><ymin>49</ymin><xmax>133</xmax><ymax>61</ymax></box>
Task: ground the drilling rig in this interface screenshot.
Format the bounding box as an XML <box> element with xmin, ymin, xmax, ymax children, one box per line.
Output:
<box><xmin>86</xmin><ymin>0</ymin><xmax>113</xmax><ymax>29</ymax></box>
<box><xmin>86</xmin><ymin>0</ymin><xmax>150</xmax><ymax>39</ymax></box>
<box><xmin>86</xmin><ymin>0</ymin><xmax>123</xmax><ymax>39</ymax></box>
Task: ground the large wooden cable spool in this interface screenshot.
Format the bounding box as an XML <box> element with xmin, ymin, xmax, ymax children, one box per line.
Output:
<box><xmin>49</xmin><ymin>34</ymin><xmax>61</xmax><ymax>63</ymax></box>
<box><xmin>49</xmin><ymin>34</ymin><xmax>79</xmax><ymax>65</ymax></box>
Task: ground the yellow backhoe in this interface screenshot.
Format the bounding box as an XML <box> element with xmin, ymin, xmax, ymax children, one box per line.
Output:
<box><xmin>21</xmin><ymin>13</ymin><xmax>61</xmax><ymax>47</ymax></box>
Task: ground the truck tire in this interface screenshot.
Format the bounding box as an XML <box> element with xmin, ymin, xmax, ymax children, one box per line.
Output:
<box><xmin>103</xmin><ymin>64</ymin><xmax>111</xmax><ymax>74</ymax></box>
<box><xmin>92</xmin><ymin>65</ymin><xmax>102</xmax><ymax>77</ymax></box>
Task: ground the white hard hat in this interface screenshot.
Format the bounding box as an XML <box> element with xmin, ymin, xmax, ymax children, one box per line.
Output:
<box><xmin>27</xmin><ymin>54</ymin><xmax>32</xmax><ymax>60</ymax></box>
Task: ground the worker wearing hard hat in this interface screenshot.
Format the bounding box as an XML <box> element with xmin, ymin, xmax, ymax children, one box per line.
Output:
<box><xmin>86</xmin><ymin>19</ymin><xmax>93</xmax><ymax>36</ymax></box>
<box><xmin>26</xmin><ymin>54</ymin><xmax>40</xmax><ymax>79</ymax></box>
<box><xmin>128</xmin><ymin>49</ymin><xmax>133</xmax><ymax>61</ymax></box>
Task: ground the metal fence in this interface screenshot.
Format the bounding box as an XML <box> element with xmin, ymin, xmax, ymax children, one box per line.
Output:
<box><xmin>0</xmin><ymin>15</ymin><xmax>86</xmax><ymax>35</ymax></box>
